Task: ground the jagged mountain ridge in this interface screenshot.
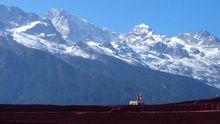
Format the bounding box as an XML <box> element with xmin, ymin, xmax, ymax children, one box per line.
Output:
<box><xmin>123</xmin><ymin>24</ymin><xmax>220</xmax><ymax>87</ymax></box>
<box><xmin>6</xmin><ymin>6</ymin><xmax>220</xmax><ymax>87</ymax></box>
<box><xmin>0</xmin><ymin>4</ymin><xmax>40</xmax><ymax>30</ymax></box>
<box><xmin>0</xmin><ymin>34</ymin><xmax>219</xmax><ymax>105</ymax></box>
<box><xmin>5</xmin><ymin>6</ymin><xmax>219</xmax><ymax>88</ymax></box>
<box><xmin>44</xmin><ymin>8</ymin><xmax>120</xmax><ymax>43</ymax></box>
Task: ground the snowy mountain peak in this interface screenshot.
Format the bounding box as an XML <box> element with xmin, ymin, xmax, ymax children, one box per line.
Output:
<box><xmin>47</xmin><ymin>8</ymin><xmax>65</xmax><ymax>15</ymax></box>
<box><xmin>132</xmin><ymin>23</ymin><xmax>153</xmax><ymax>35</ymax></box>
<box><xmin>45</xmin><ymin>8</ymin><xmax>119</xmax><ymax>43</ymax></box>
<box><xmin>0</xmin><ymin>4</ymin><xmax>40</xmax><ymax>28</ymax></box>
<box><xmin>135</xmin><ymin>23</ymin><xmax>151</xmax><ymax>29</ymax></box>
<box><xmin>46</xmin><ymin>8</ymin><xmax>75</xmax><ymax>21</ymax></box>
<box><xmin>198</xmin><ymin>30</ymin><xmax>212</xmax><ymax>37</ymax></box>
<box><xmin>177</xmin><ymin>30</ymin><xmax>219</xmax><ymax>46</ymax></box>
<box><xmin>45</xmin><ymin>8</ymin><xmax>71</xmax><ymax>39</ymax></box>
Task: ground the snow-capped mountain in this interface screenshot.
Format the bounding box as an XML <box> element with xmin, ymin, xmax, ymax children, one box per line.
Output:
<box><xmin>122</xmin><ymin>24</ymin><xmax>220</xmax><ymax>88</ymax></box>
<box><xmin>0</xmin><ymin>4</ymin><xmax>220</xmax><ymax>104</ymax></box>
<box><xmin>1</xmin><ymin>33</ymin><xmax>220</xmax><ymax>105</ymax></box>
<box><xmin>44</xmin><ymin>8</ymin><xmax>119</xmax><ymax>43</ymax></box>
<box><xmin>0</xmin><ymin>4</ymin><xmax>39</xmax><ymax>29</ymax></box>
<box><xmin>2</xmin><ymin>4</ymin><xmax>220</xmax><ymax>89</ymax></box>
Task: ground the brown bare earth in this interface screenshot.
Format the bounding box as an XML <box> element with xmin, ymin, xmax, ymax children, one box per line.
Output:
<box><xmin>1</xmin><ymin>97</ymin><xmax>220</xmax><ymax>124</ymax></box>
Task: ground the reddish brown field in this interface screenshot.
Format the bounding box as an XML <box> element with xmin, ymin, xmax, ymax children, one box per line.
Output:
<box><xmin>1</xmin><ymin>97</ymin><xmax>220</xmax><ymax>124</ymax></box>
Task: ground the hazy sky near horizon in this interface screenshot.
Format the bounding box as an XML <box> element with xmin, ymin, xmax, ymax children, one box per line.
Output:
<box><xmin>0</xmin><ymin>0</ymin><xmax>219</xmax><ymax>37</ymax></box>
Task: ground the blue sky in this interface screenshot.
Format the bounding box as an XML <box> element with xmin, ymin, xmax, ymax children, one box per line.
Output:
<box><xmin>0</xmin><ymin>0</ymin><xmax>219</xmax><ymax>37</ymax></box>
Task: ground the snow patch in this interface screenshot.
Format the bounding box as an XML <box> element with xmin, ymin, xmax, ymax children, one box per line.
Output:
<box><xmin>11</xmin><ymin>21</ymin><xmax>48</xmax><ymax>33</ymax></box>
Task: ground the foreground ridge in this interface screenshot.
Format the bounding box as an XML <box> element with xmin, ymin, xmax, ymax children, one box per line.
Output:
<box><xmin>1</xmin><ymin>97</ymin><xmax>220</xmax><ymax>124</ymax></box>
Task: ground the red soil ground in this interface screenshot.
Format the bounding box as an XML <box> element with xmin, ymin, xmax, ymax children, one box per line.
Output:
<box><xmin>1</xmin><ymin>97</ymin><xmax>220</xmax><ymax>124</ymax></box>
